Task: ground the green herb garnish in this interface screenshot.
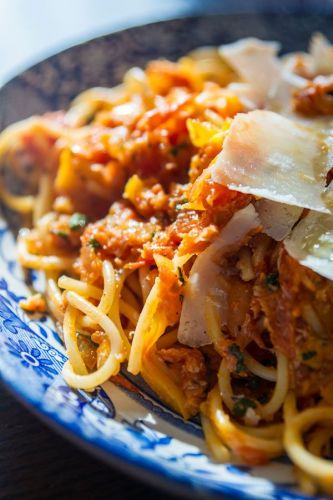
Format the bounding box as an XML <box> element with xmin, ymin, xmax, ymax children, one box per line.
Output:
<box><xmin>69</xmin><ymin>212</ymin><xmax>88</xmax><ymax>231</ymax></box>
<box><xmin>175</xmin><ymin>198</ymin><xmax>189</xmax><ymax>211</ymax></box>
<box><xmin>228</xmin><ymin>343</ymin><xmax>246</xmax><ymax>373</ymax></box>
<box><xmin>77</xmin><ymin>332</ymin><xmax>98</xmax><ymax>349</ymax></box>
<box><xmin>179</xmin><ymin>293</ymin><xmax>184</xmax><ymax>303</ymax></box>
<box><xmin>302</xmin><ymin>350</ymin><xmax>317</xmax><ymax>361</ymax></box>
<box><xmin>170</xmin><ymin>142</ymin><xmax>188</xmax><ymax>157</ymax></box>
<box><xmin>264</xmin><ymin>272</ymin><xmax>279</xmax><ymax>291</ymax></box>
<box><xmin>89</xmin><ymin>238</ymin><xmax>102</xmax><ymax>250</ymax></box>
<box><xmin>232</xmin><ymin>397</ymin><xmax>256</xmax><ymax>418</ymax></box>
<box><xmin>177</xmin><ymin>267</ymin><xmax>185</xmax><ymax>285</ymax></box>
<box><xmin>53</xmin><ymin>230</ymin><xmax>68</xmax><ymax>240</ymax></box>
<box><xmin>151</xmin><ymin>231</ymin><xmax>156</xmax><ymax>240</ymax></box>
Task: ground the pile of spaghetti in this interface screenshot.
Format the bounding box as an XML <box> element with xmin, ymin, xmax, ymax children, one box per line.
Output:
<box><xmin>2</xmin><ymin>34</ymin><xmax>333</xmax><ymax>494</ymax></box>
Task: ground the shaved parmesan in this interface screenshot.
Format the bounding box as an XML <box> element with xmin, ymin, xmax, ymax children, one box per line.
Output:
<box><xmin>310</xmin><ymin>33</ymin><xmax>333</xmax><ymax>75</ymax></box>
<box><xmin>255</xmin><ymin>200</ymin><xmax>303</xmax><ymax>241</ymax></box>
<box><xmin>219</xmin><ymin>38</ymin><xmax>281</xmax><ymax>99</ymax></box>
<box><xmin>226</xmin><ymin>82</ymin><xmax>264</xmax><ymax>110</ymax></box>
<box><xmin>178</xmin><ymin>204</ymin><xmax>260</xmax><ymax>347</ymax></box>
<box><xmin>219</xmin><ymin>38</ymin><xmax>311</xmax><ymax>112</ymax></box>
<box><xmin>284</xmin><ymin>211</ymin><xmax>333</xmax><ymax>280</ymax></box>
<box><xmin>211</xmin><ymin>110</ymin><xmax>333</xmax><ymax>213</ymax></box>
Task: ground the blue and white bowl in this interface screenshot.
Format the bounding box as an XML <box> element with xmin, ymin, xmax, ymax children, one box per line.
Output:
<box><xmin>0</xmin><ymin>13</ymin><xmax>330</xmax><ymax>499</ymax></box>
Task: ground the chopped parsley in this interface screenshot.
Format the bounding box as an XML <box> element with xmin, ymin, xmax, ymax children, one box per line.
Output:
<box><xmin>77</xmin><ymin>332</ymin><xmax>98</xmax><ymax>350</ymax></box>
<box><xmin>170</xmin><ymin>146</ymin><xmax>179</xmax><ymax>157</ymax></box>
<box><xmin>151</xmin><ymin>231</ymin><xmax>156</xmax><ymax>240</ymax></box>
<box><xmin>177</xmin><ymin>267</ymin><xmax>185</xmax><ymax>285</ymax></box>
<box><xmin>264</xmin><ymin>272</ymin><xmax>279</xmax><ymax>291</ymax></box>
<box><xmin>170</xmin><ymin>142</ymin><xmax>188</xmax><ymax>157</ymax></box>
<box><xmin>69</xmin><ymin>212</ymin><xmax>88</xmax><ymax>231</ymax></box>
<box><xmin>228</xmin><ymin>343</ymin><xmax>246</xmax><ymax>373</ymax></box>
<box><xmin>175</xmin><ymin>198</ymin><xmax>189</xmax><ymax>211</ymax></box>
<box><xmin>53</xmin><ymin>230</ymin><xmax>68</xmax><ymax>240</ymax></box>
<box><xmin>89</xmin><ymin>238</ymin><xmax>102</xmax><ymax>250</ymax></box>
<box><xmin>179</xmin><ymin>293</ymin><xmax>184</xmax><ymax>303</ymax></box>
<box><xmin>302</xmin><ymin>350</ymin><xmax>317</xmax><ymax>361</ymax></box>
<box><xmin>232</xmin><ymin>397</ymin><xmax>256</xmax><ymax>418</ymax></box>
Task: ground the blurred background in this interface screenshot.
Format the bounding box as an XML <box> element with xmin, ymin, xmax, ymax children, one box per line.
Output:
<box><xmin>1</xmin><ymin>0</ymin><xmax>333</xmax><ymax>86</ymax></box>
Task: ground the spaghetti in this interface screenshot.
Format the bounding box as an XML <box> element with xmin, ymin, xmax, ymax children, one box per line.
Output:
<box><xmin>1</xmin><ymin>34</ymin><xmax>333</xmax><ymax>493</ymax></box>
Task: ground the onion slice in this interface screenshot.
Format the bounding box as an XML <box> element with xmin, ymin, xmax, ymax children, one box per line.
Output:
<box><xmin>284</xmin><ymin>211</ymin><xmax>333</xmax><ymax>280</ymax></box>
<box><xmin>219</xmin><ymin>38</ymin><xmax>281</xmax><ymax>100</ymax></box>
<box><xmin>178</xmin><ymin>204</ymin><xmax>260</xmax><ymax>347</ymax></box>
<box><xmin>310</xmin><ymin>32</ymin><xmax>333</xmax><ymax>75</ymax></box>
<box><xmin>255</xmin><ymin>200</ymin><xmax>303</xmax><ymax>241</ymax></box>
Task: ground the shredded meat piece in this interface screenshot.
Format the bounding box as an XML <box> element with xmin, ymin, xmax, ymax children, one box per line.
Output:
<box><xmin>156</xmin><ymin>257</ymin><xmax>183</xmax><ymax>325</ymax></box>
<box><xmin>78</xmin><ymin>201</ymin><xmax>161</xmax><ymax>282</ymax></box>
<box><xmin>19</xmin><ymin>293</ymin><xmax>47</xmax><ymax>313</ymax></box>
<box><xmin>48</xmin><ymin>214</ymin><xmax>84</xmax><ymax>250</ymax></box>
<box><xmin>78</xmin><ymin>172</ymin><xmax>251</xmax><ymax>279</ymax></box>
<box><xmin>91</xmin><ymin>330</ymin><xmax>109</xmax><ymax>369</ymax></box>
<box><xmin>239</xmin><ymin>296</ymin><xmax>266</xmax><ymax>348</ymax></box>
<box><xmin>159</xmin><ymin>346</ymin><xmax>207</xmax><ymax>416</ymax></box>
<box><xmin>1</xmin><ymin>113</ymin><xmax>64</xmax><ymax>196</ymax></box>
<box><xmin>205</xmin><ymin>233</ymin><xmax>333</xmax><ymax>400</ymax></box>
<box><xmin>253</xmin><ymin>247</ymin><xmax>333</xmax><ymax>397</ymax></box>
<box><xmin>278</xmin><ymin>250</ymin><xmax>333</xmax><ymax>398</ymax></box>
<box><xmin>255</xmin><ymin>279</ymin><xmax>295</xmax><ymax>359</ymax></box>
<box><xmin>293</xmin><ymin>75</ymin><xmax>333</xmax><ymax>115</ymax></box>
<box><xmin>146</xmin><ymin>61</ymin><xmax>198</xmax><ymax>95</ymax></box>
<box><xmin>125</xmin><ymin>177</ymin><xmax>169</xmax><ymax>218</ymax></box>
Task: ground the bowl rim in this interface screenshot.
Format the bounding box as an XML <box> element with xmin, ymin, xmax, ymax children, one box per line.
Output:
<box><xmin>0</xmin><ymin>7</ymin><xmax>317</xmax><ymax>90</ymax></box>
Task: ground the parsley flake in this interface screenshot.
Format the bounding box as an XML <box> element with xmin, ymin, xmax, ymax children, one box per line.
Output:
<box><xmin>228</xmin><ymin>343</ymin><xmax>246</xmax><ymax>373</ymax></box>
<box><xmin>53</xmin><ymin>230</ymin><xmax>68</xmax><ymax>240</ymax></box>
<box><xmin>177</xmin><ymin>267</ymin><xmax>185</xmax><ymax>285</ymax></box>
<box><xmin>302</xmin><ymin>350</ymin><xmax>317</xmax><ymax>361</ymax></box>
<box><xmin>69</xmin><ymin>213</ymin><xmax>88</xmax><ymax>231</ymax></box>
<box><xmin>264</xmin><ymin>272</ymin><xmax>279</xmax><ymax>291</ymax></box>
<box><xmin>89</xmin><ymin>238</ymin><xmax>102</xmax><ymax>250</ymax></box>
<box><xmin>175</xmin><ymin>198</ymin><xmax>189</xmax><ymax>211</ymax></box>
<box><xmin>232</xmin><ymin>397</ymin><xmax>256</xmax><ymax>418</ymax></box>
<box><xmin>170</xmin><ymin>142</ymin><xmax>188</xmax><ymax>157</ymax></box>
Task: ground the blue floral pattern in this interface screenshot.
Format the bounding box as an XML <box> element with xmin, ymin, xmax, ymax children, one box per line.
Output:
<box><xmin>5</xmin><ymin>338</ymin><xmax>57</xmax><ymax>377</ymax></box>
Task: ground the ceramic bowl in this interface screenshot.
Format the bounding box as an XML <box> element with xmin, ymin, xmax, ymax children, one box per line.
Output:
<box><xmin>0</xmin><ymin>13</ymin><xmax>331</xmax><ymax>499</ymax></box>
